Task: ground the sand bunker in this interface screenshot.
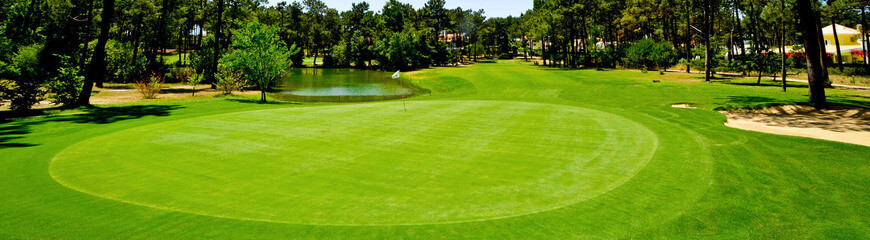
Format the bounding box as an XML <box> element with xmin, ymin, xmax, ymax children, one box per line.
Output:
<box><xmin>723</xmin><ymin>105</ymin><xmax>870</xmax><ymax>147</ymax></box>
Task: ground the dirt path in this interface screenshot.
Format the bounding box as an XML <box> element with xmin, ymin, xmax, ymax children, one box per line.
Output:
<box><xmin>722</xmin><ymin>105</ymin><xmax>870</xmax><ymax>147</ymax></box>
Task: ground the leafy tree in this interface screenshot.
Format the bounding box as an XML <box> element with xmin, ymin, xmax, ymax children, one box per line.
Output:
<box><xmin>47</xmin><ymin>55</ymin><xmax>83</xmax><ymax>105</ymax></box>
<box><xmin>271</xmin><ymin>1</ymin><xmax>306</xmax><ymax>67</ymax></box>
<box><xmin>187</xmin><ymin>51</ymin><xmax>207</xmax><ymax>96</ymax></box>
<box><xmin>303</xmin><ymin>0</ymin><xmax>328</xmax><ymax>66</ymax></box>
<box><xmin>2</xmin><ymin>44</ymin><xmax>45</xmax><ymax>111</ymax></box>
<box><xmin>220</xmin><ymin>21</ymin><xmax>299</xmax><ymax>102</ymax></box>
<box><xmin>625</xmin><ymin>39</ymin><xmax>676</xmax><ymax>70</ymax></box>
<box><xmin>381</xmin><ymin>0</ymin><xmax>415</xmax><ymax>33</ymax></box>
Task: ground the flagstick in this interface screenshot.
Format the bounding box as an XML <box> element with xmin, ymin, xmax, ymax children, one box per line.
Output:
<box><xmin>402</xmin><ymin>96</ymin><xmax>407</xmax><ymax>111</ymax></box>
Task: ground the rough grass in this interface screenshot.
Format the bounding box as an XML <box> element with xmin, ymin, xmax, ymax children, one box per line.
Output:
<box><xmin>1</xmin><ymin>60</ymin><xmax>868</xmax><ymax>239</ymax></box>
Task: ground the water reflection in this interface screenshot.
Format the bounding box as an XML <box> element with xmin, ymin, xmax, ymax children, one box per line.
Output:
<box><xmin>274</xmin><ymin>68</ymin><xmax>420</xmax><ymax>102</ymax></box>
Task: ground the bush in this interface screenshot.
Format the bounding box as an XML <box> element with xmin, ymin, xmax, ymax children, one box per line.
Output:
<box><xmin>171</xmin><ymin>67</ymin><xmax>194</xmax><ymax>83</ymax></box>
<box><xmin>624</xmin><ymin>39</ymin><xmax>677</xmax><ymax>70</ymax></box>
<box><xmin>1</xmin><ymin>44</ymin><xmax>45</xmax><ymax>111</ymax></box>
<box><xmin>136</xmin><ymin>72</ymin><xmax>164</xmax><ymax>99</ymax></box>
<box><xmin>690</xmin><ymin>58</ymin><xmax>706</xmax><ymax>73</ymax></box>
<box><xmin>214</xmin><ymin>67</ymin><xmax>246</xmax><ymax>95</ymax></box>
<box><xmin>830</xmin><ymin>67</ymin><xmax>868</xmax><ymax>76</ymax></box>
<box><xmin>46</xmin><ymin>55</ymin><xmax>83</xmax><ymax>106</ymax></box>
<box><xmin>498</xmin><ymin>53</ymin><xmax>514</xmax><ymax>60</ymax></box>
<box><xmin>594</xmin><ymin>47</ymin><xmax>623</xmax><ymax>69</ymax></box>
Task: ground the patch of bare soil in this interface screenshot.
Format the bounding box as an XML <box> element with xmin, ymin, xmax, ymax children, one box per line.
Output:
<box><xmin>90</xmin><ymin>84</ymin><xmax>261</xmax><ymax>105</ymax></box>
<box><xmin>671</xmin><ymin>103</ymin><xmax>697</xmax><ymax>109</ymax></box>
<box><xmin>0</xmin><ymin>84</ymin><xmax>260</xmax><ymax>111</ymax></box>
<box><xmin>723</xmin><ymin>105</ymin><xmax>870</xmax><ymax>147</ymax></box>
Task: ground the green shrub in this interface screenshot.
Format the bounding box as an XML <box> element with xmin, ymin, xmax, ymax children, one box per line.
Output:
<box><xmin>214</xmin><ymin>67</ymin><xmax>246</xmax><ymax>95</ymax></box>
<box><xmin>1</xmin><ymin>44</ymin><xmax>45</xmax><ymax>111</ymax></box>
<box><xmin>46</xmin><ymin>55</ymin><xmax>83</xmax><ymax>106</ymax></box>
<box><xmin>498</xmin><ymin>53</ymin><xmax>514</xmax><ymax>60</ymax></box>
<box><xmin>624</xmin><ymin>39</ymin><xmax>677</xmax><ymax>70</ymax></box>
<box><xmin>171</xmin><ymin>67</ymin><xmax>194</xmax><ymax>83</ymax></box>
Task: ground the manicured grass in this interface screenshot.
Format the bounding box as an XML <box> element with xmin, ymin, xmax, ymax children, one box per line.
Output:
<box><xmin>161</xmin><ymin>53</ymin><xmax>189</xmax><ymax>65</ymax></box>
<box><xmin>50</xmin><ymin>101</ymin><xmax>656</xmax><ymax>225</ymax></box>
<box><xmin>1</xmin><ymin>61</ymin><xmax>868</xmax><ymax>238</ymax></box>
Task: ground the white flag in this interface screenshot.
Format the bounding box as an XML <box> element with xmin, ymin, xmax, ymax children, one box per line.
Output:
<box><xmin>392</xmin><ymin>70</ymin><xmax>401</xmax><ymax>79</ymax></box>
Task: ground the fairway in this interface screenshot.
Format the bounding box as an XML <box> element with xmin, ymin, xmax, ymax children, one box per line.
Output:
<box><xmin>2</xmin><ymin>61</ymin><xmax>868</xmax><ymax>238</ymax></box>
<box><xmin>50</xmin><ymin>101</ymin><xmax>656</xmax><ymax>225</ymax></box>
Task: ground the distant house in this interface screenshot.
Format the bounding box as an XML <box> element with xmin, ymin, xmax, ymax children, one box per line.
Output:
<box><xmin>438</xmin><ymin>32</ymin><xmax>466</xmax><ymax>49</ymax></box>
<box><xmin>821</xmin><ymin>24</ymin><xmax>866</xmax><ymax>63</ymax></box>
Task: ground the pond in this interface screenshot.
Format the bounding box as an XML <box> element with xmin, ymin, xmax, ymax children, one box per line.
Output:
<box><xmin>273</xmin><ymin>68</ymin><xmax>422</xmax><ymax>102</ymax></box>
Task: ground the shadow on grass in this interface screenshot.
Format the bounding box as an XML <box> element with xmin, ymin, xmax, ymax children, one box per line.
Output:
<box><xmin>721</xmin><ymin>81</ymin><xmax>810</xmax><ymax>89</ymax></box>
<box><xmin>713</xmin><ymin>96</ymin><xmax>800</xmax><ymax>111</ymax></box>
<box><xmin>65</xmin><ymin>105</ymin><xmax>182</xmax><ymax>124</ymax></box>
<box><xmin>160</xmin><ymin>88</ymin><xmax>208</xmax><ymax>94</ymax></box>
<box><xmin>223</xmin><ymin>99</ymin><xmax>302</xmax><ymax>105</ymax></box>
<box><xmin>0</xmin><ymin>105</ymin><xmax>182</xmax><ymax>149</ymax></box>
<box><xmin>833</xmin><ymin>98</ymin><xmax>870</xmax><ymax>108</ymax></box>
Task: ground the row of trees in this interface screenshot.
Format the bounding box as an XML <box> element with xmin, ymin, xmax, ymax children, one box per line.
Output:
<box><xmin>1</xmin><ymin>0</ymin><xmax>867</xmax><ymax>111</ymax></box>
<box><xmin>517</xmin><ymin>0</ymin><xmax>869</xmax><ymax>106</ymax></box>
<box><xmin>0</xmin><ymin>0</ymin><xmax>530</xmax><ymax>110</ymax></box>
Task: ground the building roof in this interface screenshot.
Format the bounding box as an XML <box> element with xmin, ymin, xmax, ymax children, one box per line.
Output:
<box><xmin>822</xmin><ymin>24</ymin><xmax>861</xmax><ymax>35</ymax></box>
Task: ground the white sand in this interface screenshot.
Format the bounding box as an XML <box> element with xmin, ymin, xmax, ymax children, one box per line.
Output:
<box><xmin>722</xmin><ymin>105</ymin><xmax>870</xmax><ymax>147</ymax></box>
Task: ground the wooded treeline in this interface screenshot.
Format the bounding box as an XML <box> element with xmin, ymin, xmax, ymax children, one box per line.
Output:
<box><xmin>0</xmin><ymin>0</ymin><xmax>867</xmax><ymax>110</ymax></box>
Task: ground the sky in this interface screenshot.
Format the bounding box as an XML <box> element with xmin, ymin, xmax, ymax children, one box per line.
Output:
<box><xmin>265</xmin><ymin>0</ymin><xmax>534</xmax><ymax>18</ymax></box>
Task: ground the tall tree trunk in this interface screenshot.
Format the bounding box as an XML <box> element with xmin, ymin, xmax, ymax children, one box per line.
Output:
<box><xmin>541</xmin><ymin>38</ymin><xmax>546</xmax><ymax>65</ymax></box>
<box><xmin>796</xmin><ymin>0</ymin><xmax>827</xmax><ymax>107</ymax></box>
<box><xmin>210</xmin><ymin>0</ymin><xmax>224</xmax><ymax>84</ymax></box>
<box><xmin>131</xmin><ymin>21</ymin><xmax>142</xmax><ymax>61</ymax></box>
<box><xmin>781</xmin><ymin>0</ymin><xmax>787</xmax><ymax>92</ymax></box>
<box><xmin>80</xmin><ymin>0</ymin><xmax>95</xmax><ymax>72</ymax></box>
<box><xmin>735</xmin><ymin>3</ymin><xmax>746</xmax><ymax>73</ymax></box>
<box><xmin>197</xmin><ymin>0</ymin><xmax>204</xmax><ymax>49</ymax></box>
<box><xmin>704</xmin><ymin>0</ymin><xmax>712</xmax><ymax>83</ymax></box>
<box><xmin>831</xmin><ymin>20</ymin><xmax>844</xmax><ymax>71</ymax></box>
<box><xmin>729</xmin><ymin>3</ymin><xmax>735</xmax><ymax>60</ymax></box>
<box><xmin>817</xmin><ymin>16</ymin><xmax>830</xmax><ymax>85</ymax></box>
<box><xmin>749</xmin><ymin>2</ymin><xmax>762</xmax><ymax>79</ymax></box>
<box><xmin>158</xmin><ymin>0</ymin><xmax>169</xmax><ymax>61</ymax></box>
<box><xmin>686</xmin><ymin>0</ymin><xmax>692</xmax><ymax>73</ymax></box>
<box><xmin>863</xmin><ymin>7</ymin><xmax>868</xmax><ymax>68</ymax></box>
<box><xmin>570</xmin><ymin>16</ymin><xmax>577</xmax><ymax>68</ymax></box>
<box><xmin>78</xmin><ymin>0</ymin><xmax>115</xmax><ymax>106</ymax></box>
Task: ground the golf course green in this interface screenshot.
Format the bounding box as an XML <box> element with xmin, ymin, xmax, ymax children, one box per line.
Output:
<box><xmin>2</xmin><ymin>60</ymin><xmax>868</xmax><ymax>238</ymax></box>
<box><xmin>50</xmin><ymin>101</ymin><xmax>656</xmax><ymax>225</ymax></box>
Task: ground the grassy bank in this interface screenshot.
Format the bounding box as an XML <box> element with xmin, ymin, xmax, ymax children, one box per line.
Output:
<box><xmin>1</xmin><ymin>60</ymin><xmax>867</xmax><ymax>239</ymax></box>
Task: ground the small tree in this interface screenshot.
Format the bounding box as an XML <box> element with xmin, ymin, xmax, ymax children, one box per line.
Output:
<box><xmin>136</xmin><ymin>72</ymin><xmax>164</xmax><ymax>99</ymax></box>
<box><xmin>172</xmin><ymin>68</ymin><xmax>197</xmax><ymax>96</ymax></box>
<box><xmin>651</xmin><ymin>42</ymin><xmax>677</xmax><ymax>71</ymax></box>
<box><xmin>220</xmin><ymin>22</ymin><xmax>299</xmax><ymax>102</ymax></box>
<box><xmin>1</xmin><ymin>44</ymin><xmax>45</xmax><ymax>112</ymax></box>
<box><xmin>47</xmin><ymin>55</ymin><xmax>84</xmax><ymax>106</ymax></box>
<box><xmin>214</xmin><ymin>66</ymin><xmax>246</xmax><ymax>95</ymax></box>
